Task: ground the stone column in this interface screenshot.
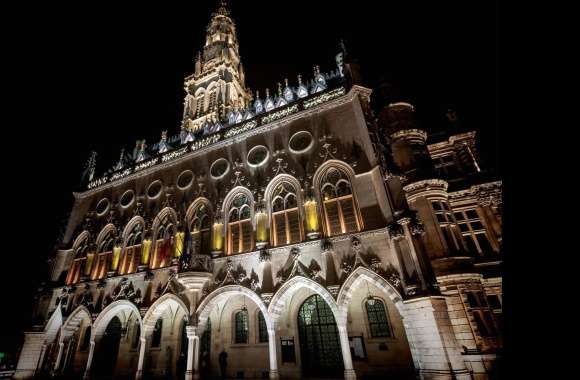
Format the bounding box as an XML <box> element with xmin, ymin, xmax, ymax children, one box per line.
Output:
<box><xmin>185</xmin><ymin>326</ymin><xmax>196</xmax><ymax>380</ymax></box>
<box><xmin>399</xmin><ymin>217</ymin><xmax>427</xmax><ymax>291</ymax></box>
<box><xmin>53</xmin><ymin>341</ymin><xmax>65</xmax><ymax>371</ymax></box>
<box><xmin>83</xmin><ymin>341</ymin><xmax>95</xmax><ymax>379</ymax></box>
<box><xmin>135</xmin><ymin>337</ymin><xmax>147</xmax><ymax>380</ymax></box>
<box><xmin>267</xmin><ymin>328</ymin><xmax>279</xmax><ymax>379</ymax></box>
<box><xmin>192</xmin><ymin>334</ymin><xmax>201</xmax><ymax>380</ymax></box>
<box><xmin>337</xmin><ymin>324</ymin><xmax>356</xmax><ymax>380</ymax></box>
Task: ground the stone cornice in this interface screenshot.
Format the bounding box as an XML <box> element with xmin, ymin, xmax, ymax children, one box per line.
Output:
<box><xmin>427</xmin><ymin>131</ymin><xmax>477</xmax><ymax>151</ymax></box>
<box><xmin>448</xmin><ymin>180</ymin><xmax>502</xmax><ymax>203</ymax></box>
<box><xmin>75</xmin><ymin>85</ymin><xmax>367</xmax><ymax>199</ymax></box>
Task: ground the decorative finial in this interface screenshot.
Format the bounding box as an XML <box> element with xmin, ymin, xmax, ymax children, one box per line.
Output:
<box><xmin>161</xmin><ymin>130</ymin><xmax>167</xmax><ymax>140</ymax></box>
<box><xmin>298</xmin><ymin>74</ymin><xmax>302</xmax><ymax>85</ymax></box>
<box><xmin>277</xmin><ymin>82</ymin><xmax>282</xmax><ymax>96</ymax></box>
<box><xmin>284</xmin><ymin>78</ymin><xmax>289</xmax><ymax>87</ymax></box>
<box><xmin>265</xmin><ymin>88</ymin><xmax>270</xmax><ymax>98</ymax></box>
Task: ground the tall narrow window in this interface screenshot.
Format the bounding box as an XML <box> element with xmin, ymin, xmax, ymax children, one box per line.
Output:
<box><xmin>66</xmin><ymin>242</ymin><xmax>88</xmax><ymax>285</ymax></box>
<box><xmin>152</xmin><ymin>319</ymin><xmax>163</xmax><ymax>348</ymax></box>
<box><xmin>234</xmin><ymin>310</ymin><xmax>249</xmax><ymax>344</ymax></box>
<box><xmin>431</xmin><ymin>200</ymin><xmax>464</xmax><ymax>253</ymax></box>
<box><xmin>320</xmin><ymin>167</ymin><xmax>360</xmax><ymax>236</ymax></box>
<box><xmin>365</xmin><ymin>299</ymin><xmax>391</xmax><ymax>338</ymax></box>
<box><xmin>228</xmin><ymin>194</ymin><xmax>253</xmax><ymax>255</ymax></box>
<box><xmin>120</xmin><ymin>224</ymin><xmax>143</xmax><ymax>275</ymax></box>
<box><xmin>195</xmin><ymin>95</ymin><xmax>204</xmax><ymax>119</ymax></box>
<box><xmin>131</xmin><ymin>322</ymin><xmax>141</xmax><ymax>349</ymax></box>
<box><xmin>271</xmin><ymin>183</ymin><xmax>303</xmax><ymax>246</ymax></box>
<box><xmin>208</xmin><ymin>91</ymin><xmax>218</xmax><ymax>113</ymax></box>
<box><xmin>92</xmin><ymin>233</ymin><xmax>115</xmax><ymax>280</ymax></box>
<box><xmin>152</xmin><ymin>220</ymin><xmax>175</xmax><ymax>269</ymax></box>
<box><xmin>80</xmin><ymin>326</ymin><xmax>91</xmax><ymax>351</ymax></box>
<box><xmin>191</xmin><ymin>204</ymin><xmax>212</xmax><ymax>256</ymax></box>
<box><xmin>258</xmin><ymin>311</ymin><xmax>268</xmax><ymax>343</ymax></box>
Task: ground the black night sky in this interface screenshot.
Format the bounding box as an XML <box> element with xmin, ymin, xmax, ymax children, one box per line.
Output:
<box><xmin>1</xmin><ymin>0</ymin><xmax>499</xmax><ymax>359</ymax></box>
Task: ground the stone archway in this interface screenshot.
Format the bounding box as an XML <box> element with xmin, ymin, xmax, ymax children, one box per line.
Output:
<box><xmin>268</xmin><ymin>276</ymin><xmax>355</xmax><ymax>380</ymax></box>
<box><xmin>337</xmin><ymin>267</ymin><xmax>470</xmax><ymax>380</ymax></box>
<box><xmin>57</xmin><ymin>306</ymin><xmax>92</xmax><ymax>376</ymax></box>
<box><xmin>140</xmin><ymin>294</ymin><xmax>190</xmax><ymax>379</ymax></box>
<box><xmin>196</xmin><ymin>285</ymin><xmax>277</xmax><ymax>379</ymax></box>
<box><xmin>87</xmin><ymin>300</ymin><xmax>142</xmax><ymax>379</ymax></box>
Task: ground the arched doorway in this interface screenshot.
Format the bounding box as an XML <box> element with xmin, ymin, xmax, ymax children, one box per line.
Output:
<box><xmin>94</xmin><ymin>316</ymin><xmax>122</xmax><ymax>378</ymax></box>
<box><xmin>297</xmin><ymin>294</ymin><xmax>343</xmax><ymax>378</ymax></box>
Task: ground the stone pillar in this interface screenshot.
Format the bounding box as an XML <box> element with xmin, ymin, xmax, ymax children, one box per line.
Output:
<box><xmin>403</xmin><ymin>296</ymin><xmax>471</xmax><ymax>380</ymax></box>
<box><xmin>83</xmin><ymin>341</ymin><xmax>95</xmax><ymax>379</ymax></box>
<box><xmin>53</xmin><ymin>341</ymin><xmax>65</xmax><ymax>371</ymax></box>
<box><xmin>267</xmin><ymin>328</ymin><xmax>279</xmax><ymax>379</ymax></box>
<box><xmin>399</xmin><ymin>217</ymin><xmax>428</xmax><ymax>291</ymax></box>
<box><xmin>337</xmin><ymin>324</ymin><xmax>356</xmax><ymax>380</ymax></box>
<box><xmin>192</xmin><ymin>335</ymin><xmax>201</xmax><ymax>379</ymax></box>
<box><xmin>185</xmin><ymin>326</ymin><xmax>196</xmax><ymax>380</ymax></box>
<box><xmin>135</xmin><ymin>337</ymin><xmax>147</xmax><ymax>380</ymax></box>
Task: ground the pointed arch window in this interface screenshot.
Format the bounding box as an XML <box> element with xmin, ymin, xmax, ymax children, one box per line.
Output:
<box><xmin>152</xmin><ymin>218</ymin><xmax>176</xmax><ymax>269</ymax></box>
<box><xmin>271</xmin><ymin>182</ymin><xmax>303</xmax><ymax>246</ymax></box>
<box><xmin>320</xmin><ymin>167</ymin><xmax>360</xmax><ymax>236</ymax></box>
<box><xmin>228</xmin><ymin>194</ymin><xmax>253</xmax><ymax>255</ymax></box>
<box><xmin>190</xmin><ymin>204</ymin><xmax>212</xmax><ymax>256</ymax></box>
<box><xmin>66</xmin><ymin>241</ymin><xmax>89</xmax><ymax>285</ymax></box>
<box><xmin>195</xmin><ymin>95</ymin><xmax>204</xmax><ymax>119</ymax></box>
<box><xmin>365</xmin><ymin>299</ymin><xmax>391</xmax><ymax>338</ymax></box>
<box><xmin>234</xmin><ymin>310</ymin><xmax>249</xmax><ymax>344</ymax></box>
<box><xmin>120</xmin><ymin>224</ymin><xmax>143</xmax><ymax>275</ymax></box>
<box><xmin>92</xmin><ymin>232</ymin><xmax>115</xmax><ymax>280</ymax></box>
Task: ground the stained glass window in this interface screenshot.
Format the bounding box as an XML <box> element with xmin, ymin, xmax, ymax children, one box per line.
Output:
<box><xmin>235</xmin><ymin>311</ymin><xmax>249</xmax><ymax>344</ymax></box>
<box><xmin>365</xmin><ymin>299</ymin><xmax>391</xmax><ymax>338</ymax></box>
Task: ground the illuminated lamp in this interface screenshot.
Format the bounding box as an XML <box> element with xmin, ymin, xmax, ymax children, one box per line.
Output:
<box><xmin>304</xmin><ymin>195</ymin><xmax>320</xmax><ymax>240</ymax></box>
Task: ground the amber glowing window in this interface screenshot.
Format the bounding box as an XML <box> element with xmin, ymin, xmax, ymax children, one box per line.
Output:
<box><xmin>152</xmin><ymin>223</ymin><xmax>175</xmax><ymax>269</ymax></box>
<box><xmin>320</xmin><ymin>168</ymin><xmax>360</xmax><ymax>237</ymax></box>
<box><xmin>271</xmin><ymin>182</ymin><xmax>303</xmax><ymax>247</ymax></box>
<box><xmin>120</xmin><ymin>224</ymin><xmax>143</xmax><ymax>275</ymax></box>
<box><xmin>91</xmin><ymin>233</ymin><xmax>115</xmax><ymax>280</ymax></box>
<box><xmin>190</xmin><ymin>204</ymin><xmax>212</xmax><ymax>256</ymax></box>
<box><xmin>66</xmin><ymin>242</ymin><xmax>88</xmax><ymax>285</ymax></box>
<box><xmin>228</xmin><ymin>194</ymin><xmax>253</xmax><ymax>255</ymax></box>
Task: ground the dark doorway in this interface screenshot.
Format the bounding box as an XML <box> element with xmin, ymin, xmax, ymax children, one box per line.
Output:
<box><xmin>93</xmin><ymin>316</ymin><xmax>122</xmax><ymax>378</ymax></box>
<box><xmin>297</xmin><ymin>294</ymin><xmax>343</xmax><ymax>378</ymax></box>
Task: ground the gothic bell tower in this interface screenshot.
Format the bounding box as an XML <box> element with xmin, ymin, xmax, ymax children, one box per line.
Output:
<box><xmin>182</xmin><ymin>0</ymin><xmax>250</xmax><ymax>132</ymax></box>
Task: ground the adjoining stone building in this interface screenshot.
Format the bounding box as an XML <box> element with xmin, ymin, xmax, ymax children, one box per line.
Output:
<box><xmin>14</xmin><ymin>1</ymin><xmax>502</xmax><ymax>379</ymax></box>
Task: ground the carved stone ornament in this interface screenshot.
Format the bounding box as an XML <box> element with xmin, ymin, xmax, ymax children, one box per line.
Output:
<box><xmin>387</xmin><ymin>222</ymin><xmax>405</xmax><ymax>240</ymax></box>
<box><xmin>258</xmin><ymin>248</ymin><xmax>271</xmax><ymax>262</ymax></box>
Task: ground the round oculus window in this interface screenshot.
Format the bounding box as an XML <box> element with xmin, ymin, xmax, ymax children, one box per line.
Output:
<box><xmin>120</xmin><ymin>190</ymin><xmax>135</xmax><ymax>208</ymax></box>
<box><xmin>147</xmin><ymin>180</ymin><xmax>163</xmax><ymax>199</ymax></box>
<box><xmin>247</xmin><ymin>145</ymin><xmax>269</xmax><ymax>167</ymax></box>
<box><xmin>289</xmin><ymin>131</ymin><xmax>314</xmax><ymax>153</ymax></box>
<box><xmin>96</xmin><ymin>198</ymin><xmax>110</xmax><ymax>216</ymax></box>
<box><xmin>177</xmin><ymin>170</ymin><xmax>194</xmax><ymax>189</ymax></box>
<box><xmin>210</xmin><ymin>158</ymin><xmax>230</xmax><ymax>180</ymax></box>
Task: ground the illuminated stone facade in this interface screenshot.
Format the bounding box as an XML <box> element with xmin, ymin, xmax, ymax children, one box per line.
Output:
<box><xmin>14</xmin><ymin>2</ymin><xmax>501</xmax><ymax>379</ymax></box>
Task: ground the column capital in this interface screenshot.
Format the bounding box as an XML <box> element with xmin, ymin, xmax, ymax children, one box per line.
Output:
<box><xmin>186</xmin><ymin>325</ymin><xmax>198</xmax><ymax>338</ymax></box>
